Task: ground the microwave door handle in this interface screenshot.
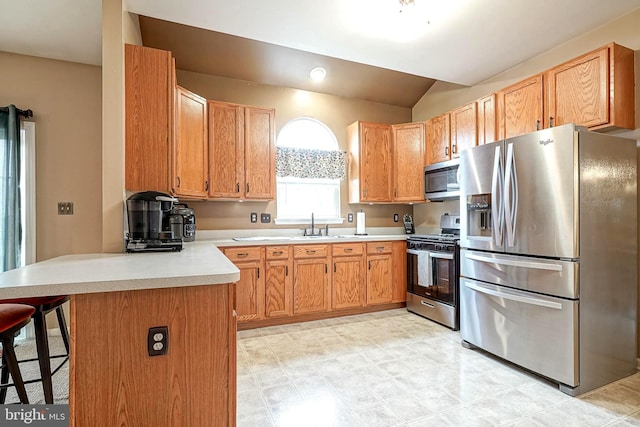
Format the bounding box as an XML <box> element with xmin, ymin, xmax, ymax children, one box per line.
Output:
<box><xmin>491</xmin><ymin>146</ymin><xmax>504</xmax><ymax>245</ymax></box>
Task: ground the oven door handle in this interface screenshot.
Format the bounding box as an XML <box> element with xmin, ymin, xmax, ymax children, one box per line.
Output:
<box><xmin>465</xmin><ymin>252</ymin><xmax>563</xmax><ymax>271</ymax></box>
<box><xmin>429</xmin><ymin>252</ymin><xmax>454</xmax><ymax>260</ymax></box>
<box><xmin>465</xmin><ymin>281</ymin><xmax>563</xmax><ymax>310</ymax></box>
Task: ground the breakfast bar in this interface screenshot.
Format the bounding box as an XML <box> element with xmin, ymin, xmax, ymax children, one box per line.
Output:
<box><xmin>0</xmin><ymin>242</ymin><xmax>240</xmax><ymax>427</ymax></box>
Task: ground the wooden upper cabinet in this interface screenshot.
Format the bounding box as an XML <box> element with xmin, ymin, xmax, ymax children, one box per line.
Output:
<box><xmin>477</xmin><ymin>94</ymin><xmax>497</xmax><ymax>145</ymax></box>
<box><xmin>450</xmin><ymin>102</ymin><xmax>477</xmax><ymax>157</ymax></box>
<box><xmin>392</xmin><ymin>122</ymin><xmax>425</xmax><ymax>202</ymax></box>
<box><xmin>208</xmin><ymin>101</ymin><xmax>244</xmax><ymax>198</ymax></box>
<box><xmin>124</xmin><ymin>44</ymin><xmax>174</xmax><ymax>193</ymax></box>
<box><xmin>348</xmin><ymin>121</ymin><xmax>392</xmax><ymax>203</ymax></box>
<box><xmin>244</xmin><ymin>107</ymin><xmax>276</xmax><ymax>200</ymax></box>
<box><xmin>425</xmin><ymin>113</ymin><xmax>451</xmax><ymax>164</ymax></box>
<box><xmin>497</xmin><ymin>74</ymin><xmax>544</xmax><ymax>140</ymax></box>
<box><xmin>174</xmin><ymin>86</ymin><xmax>209</xmax><ymax>199</ymax></box>
<box><xmin>208</xmin><ymin>104</ymin><xmax>275</xmax><ymax>200</ymax></box>
<box><xmin>546</xmin><ymin>43</ymin><xmax>635</xmax><ymax>131</ymax></box>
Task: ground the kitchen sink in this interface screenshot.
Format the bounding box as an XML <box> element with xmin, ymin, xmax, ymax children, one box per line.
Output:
<box><xmin>232</xmin><ymin>236</ymin><xmax>292</xmax><ymax>241</ymax></box>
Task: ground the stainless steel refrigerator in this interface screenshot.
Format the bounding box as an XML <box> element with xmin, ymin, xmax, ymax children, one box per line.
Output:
<box><xmin>459</xmin><ymin>123</ymin><xmax>638</xmax><ymax>396</ymax></box>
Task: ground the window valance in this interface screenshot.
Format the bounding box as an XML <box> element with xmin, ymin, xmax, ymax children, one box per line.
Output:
<box><xmin>276</xmin><ymin>146</ymin><xmax>347</xmax><ymax>180</ymax></box>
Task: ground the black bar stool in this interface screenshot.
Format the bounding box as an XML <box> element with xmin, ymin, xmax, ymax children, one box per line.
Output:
<box><xmin>0</xmin><ymin>296</ymin><xmax>70</xmax><ymax>404</ymax></box>
<box><xmin>0</xmin><ymin>303</ymin><xmax>36</xmax><ymax>404</ymax></box>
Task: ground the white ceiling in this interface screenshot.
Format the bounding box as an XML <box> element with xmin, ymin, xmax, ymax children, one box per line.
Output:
<box><xmin>1</xmin><ymin>0</ymin><xmax>639</xmax><ymax>86</ymax></box>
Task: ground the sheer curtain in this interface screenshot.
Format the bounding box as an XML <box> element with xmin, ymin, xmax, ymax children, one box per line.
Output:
<box><xmin>0</xmin><ymin>105</ymin><xmax>22</xmax><ymax>272</ymax></box>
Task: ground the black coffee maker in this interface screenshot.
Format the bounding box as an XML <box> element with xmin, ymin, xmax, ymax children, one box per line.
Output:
<box><xmin>125</xmin><ymin>191</ymin><xmax>183</xmax><ymax>252</ymax></box>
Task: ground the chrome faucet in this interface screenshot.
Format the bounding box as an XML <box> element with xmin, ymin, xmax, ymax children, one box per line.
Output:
<box><xmin>303</xmin><ymin>213</ymin><xmax>324</xmax><ymax>236</ymax></box>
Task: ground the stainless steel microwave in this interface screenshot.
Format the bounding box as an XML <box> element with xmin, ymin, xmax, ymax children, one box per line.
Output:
<box><xmin>424</xmin><ymin>158</ymin><xmax>460</xmax><ymax>201</ymax></box>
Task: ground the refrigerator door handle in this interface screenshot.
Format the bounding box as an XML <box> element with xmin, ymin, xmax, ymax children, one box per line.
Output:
<box><xmin>465</xmin><ymin>281</ymin><xmax>563</xmax><ymax>310</ymax></box>
<box><xmin>464</xmin><ymin>252</ymin><xmax>563</xmax><ymax>271</ymax></box>
<box><xmin>504</xmin><ymin>143</ymin><xmax>518</xmax><ymax>247</ymax></box>
<box><xmin>491</xmin><ymin>146</ymin><xmax>504</xmax><ymax>245</ymax></box>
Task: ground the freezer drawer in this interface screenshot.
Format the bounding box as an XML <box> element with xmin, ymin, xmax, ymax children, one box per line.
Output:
<box><xmin>460</xmin><ymin>249</ymin><xmax>578</xmax><ymax>299</ymax></box>
<box><xmin>460</xmin><ymin>278</ymin><xmax>578</xmax><ymax>387</ymax></box>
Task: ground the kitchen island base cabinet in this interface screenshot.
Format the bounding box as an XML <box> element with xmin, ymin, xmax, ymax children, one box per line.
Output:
<box><xmin>69</xmin><ymin>284</ymin><xmax>236</xmax><ymax>427</ymax></box>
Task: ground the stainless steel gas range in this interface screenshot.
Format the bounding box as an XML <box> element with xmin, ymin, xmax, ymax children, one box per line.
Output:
<box><xmin>406</xmin><ymin>214</ymin><xmax>460</xmax><ymax>330</ymax></box>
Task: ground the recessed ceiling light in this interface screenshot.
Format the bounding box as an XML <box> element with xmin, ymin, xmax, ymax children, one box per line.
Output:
<box><xmin>309</xmin><ymin>67</ymin><xmax>326</xmax><ymax>81</ymax></box>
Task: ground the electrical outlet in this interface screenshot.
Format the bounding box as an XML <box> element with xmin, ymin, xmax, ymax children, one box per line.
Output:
<box><xmin>250</xmin><ymin>212</ymin><xmax>258</xmax><ymax>223</ymax></box>
<box><xmin>58</xmin><ymin>202</ymin><xmax>74</xmax><ymax>215</ymax></box>
<box><xmin>393</xmin><ymin>213</ymin><xmax>399</xmax><ymax>222</ymax></box>
<box><xmin>347</xmin><ymin>213</ymin><xmax>354</xmax><ymax>223</ymax></box>
<box><xmin>260</xmin><ymin>213</ymin><xmax>271</xmax><ymax>223</ymax></box>
<box><xmin>147</xmin><ymin>326</ymin><xmax>168</xmax><ymax>356</ymax></box>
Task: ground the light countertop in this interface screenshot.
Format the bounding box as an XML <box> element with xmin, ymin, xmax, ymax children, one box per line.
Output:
<box><xmin>0</xmin><ymin>241</ymin><xmax>239</xmax><ymax>299</ymax></box>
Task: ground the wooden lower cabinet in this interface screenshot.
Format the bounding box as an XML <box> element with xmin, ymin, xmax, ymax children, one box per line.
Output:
<box><xmin>366</xmin><ymin>242</ymin><xmax>395</xmax><ymax>305</ymax></box>
<box><xmin>332</xmin><ymin>243</ymin><xmax>366</xmax><ymax>310</ymax></box>
<box><xmin>265</xmin><ymin>246</ymin><xmax>292</xmax><ymax>318</ymax></box>
<box><xmin>227</xmin><ymin>241</ymin><xmax>406</xmax><ymax>326</ymax></box>
<box><xmin>223</xmin><ymin>247</ymin><xmax>264</xmax><ymax>322</ymax></box>
<box><xmin>293</xmin><ymin>245</ymin><xmax>330</xmax><ymax>314</ymax></box>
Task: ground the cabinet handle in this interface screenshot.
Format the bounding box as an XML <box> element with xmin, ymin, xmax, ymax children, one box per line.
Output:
<box><xmin>363</xmin><ymin>188</ymin><xmax>367</xmax><ymax>198</ymax></box>
<box><xmin>306</xmin><ymin>250</ymin><xmax>316</xmax><ymax>255</ymax></box>
<box><xmin>393</xmin><ymin>189</ymin><xmax>397</xmax><ymax>198</ymax></box>
<box><xmin>536</xmin><ymin>120</ymin><xmax>541</xmax><ymax>131</ymax></box>
<box><xmin>452</xmin><ymin>144</ymin><xmax>457</xmax><ymax>154</ymax></box>
<box><xmin>205</xmin><ymin>180</ymin><xmax>209</xmax><ymax>191</ymax></box>
<box><xmin>237</xmin><ymin>253</ymin><xmax>249</xmax><ymax>257</ymax></box>
<box><xmin>368</xmin><ymin>261</ymin><xmax>371</xmax><ymax>270</ymax></box>
<box><xmin>344</xmin><ymin>248</ymin><xmax>353</xmax><ymax>253</ymax></box>
<box><xmin>376</xmin><ymin>246</ymin><xmax>385</xmax><ymax>251</ymax></box>
<box><xmin>445</xmin><ymin>147</ymin><xmax>449</xmax><ymax>156</ymax></box>
<box><xmin>334</xmin><ymin>263</ymin><xmax>336</xmax><ymax>273</ymax></box>
<box><xmin>257</xmin><ymin>267</ymin><xmax>260</xmax><ymax>278</ymax></box>
<box><xmin>246</xmin><ymin>183</ymin><xmax>250</xmax><ymax>193</ymax></box>
<box><xmin>273</xmin><ymin>251</ymin><xmax>283</xmax><ymax>255</ymax></box>
<box><xmin>236</xmin><ymin>183</ymin><xmax>240</xmax><ymax>193</ymax></box>
<box><xmin>549</xmin><ymin>116</ymin><xmax>554</xmax><ymax>127</ymax></box>
<box><xmin>325</xmin><ymin>264</ymin><xmax>328</xmax><ymax>274</ymax></box>
<box><xmin>285</xmin><ymin>266</ymin><xmax>288</xmax><ymax>276</ymax></box>
<box><xmin>176</xmin><ymin>176</ymin><xmax>181</xmax><ymax>188</ymax></box>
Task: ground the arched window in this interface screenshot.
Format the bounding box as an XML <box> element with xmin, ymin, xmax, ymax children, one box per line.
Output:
<box><xmin>275</xmin><ymin>118</ymin><xmax>344</xmax><ymax>224</ymax></box>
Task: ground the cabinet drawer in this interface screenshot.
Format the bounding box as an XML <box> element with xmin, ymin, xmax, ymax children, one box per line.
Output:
<box><xmin>266</xmin><ymin>246</ymin><xmax>290</xmax><ymax>260</ymax></box>
<box><xmin>366</xmin><ymin>242</ymin><xmax>392</xmax><ymax>254</ymax></box>
<box><xmin>293</xmin><ymin>245</ymin><xmax>329</xmax><ymax>259</ymax></box>
<box><xmin>333</xmin><ymin>243</ymin><xmax>364</xmax><ymax>257</ymax></box>
<box><xmin>224</xmin><ymin>246</ymin><xmax>262</xmax><ymax>262</ymax></box>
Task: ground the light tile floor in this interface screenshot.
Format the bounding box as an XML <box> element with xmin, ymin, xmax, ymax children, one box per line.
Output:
<box><xmin>237</xmin><ymin>309</ymin><xmax>640</xmax><ymax>427</ymax></box>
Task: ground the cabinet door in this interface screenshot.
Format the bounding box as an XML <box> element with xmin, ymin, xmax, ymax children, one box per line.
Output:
<box><xmin>332</xmin><ymin>256</ymin><xmax>365</xmax><ymax>310</ymax></box>
<box><xmin>360</xmin><ymin>122</ymin><xmax>392</xmax><ymax>202</ymax></box>
<box><xmin>293</xmin><ymin>258</ymin><xmax>330</xmax><ymax>314</ymax></box>
<box><xmin>425</xmin><ymin>114</ymin><xmax>451</xmax><ymax>164</ymax></box>
<box><xmin>265</xmin><ymin>258</ymin><xmax>292</xmax><ymax>318</ymax></box>
<box><xmin>366</xmin><ymin>254</ymin><xmax>393</xmax><ymax>305</ymax></box>
<box><xmin>235</xmin><ymin>261</ymin><xmax>264</xmax><ymax>321</ymax></box>
<box><xmin>391</xmin><ymin>241</ymin><xmax>407</xmax><ymax>303</ymax></box>
<box><xmin>392</xmin><ymin>123</ymin><xmax>425</xmax><ymax>202</ymax></box>
<box><xmin>244</xmin><ymin>107</ymin><xmax>275</xmax><ymax>200</ymax></box>
<box><xmin>546</xmin><ymin>47</ymin><xmax>609</xmax><ymax>129</ymax></box>
<box><xmin>208</xmin><ymin>101</ymin><xmax>244</xmax><ymax>198</ymax></box>
<box><xmin>477</xmin><ymin>94</ymin><xmax>497</xmax><ymax>145</ymax></box>
<box><xmin>497</xmin><ymin>74</ymin><xmax>543</xmax><ymax>140</ymax></box>
<box><xmin>451</xmin><ymin>102</ymin><xmax>477</xmax><ymax>157</ymax></box>
<box><xmin>124</xmin><ymin>44</ymin><xmax>173</xmax><ymax>193</ymax></box>
<box><xmin>174</xmin><ymin>86</ymin><xmax>208</xmax><ymax>198</ymax></box>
